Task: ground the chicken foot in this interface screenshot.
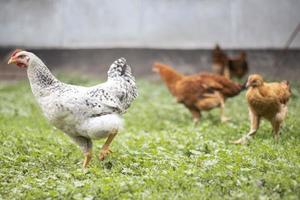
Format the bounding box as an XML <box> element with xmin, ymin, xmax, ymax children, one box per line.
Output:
<box><xmin>99</xmin><ymin>129</ymin><xmax>118</xmax><ymax>161</ymax></box>
<box><xmin>71</xmin><ymin>136</ymin><xmax>93</xmax><ymax>168</ymax></box>
<box><xmin>271</xmin><ymin>121</ymin><xmax>281</xmax><ymax>143</ymax></box>
<box><xmin>271</xmin><ymin>105</ymin><xmax>288</xmax><ymax>143</ymax></box>
<box><xmin>187</xmin><ymin>108</ymin><xmax>201</xmax><ymax>125</ymax></box>
<box><xmin>232</xmin><ymin>109</ymin><xmax>260</xmax><ymax>144</ymax></box>
<box><xmin>83</xmin><ymin>150</ymin><xmax>92</xmax><ymax>168</ymax></box>
<box><xmin>218</xmin><ymin>95</ymin><xmax>230</xmax><ymax>123</ymax></box>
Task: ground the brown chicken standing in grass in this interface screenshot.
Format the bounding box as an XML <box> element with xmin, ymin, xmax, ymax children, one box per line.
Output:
<box><xmin>212</xmin><ymin>44</ymin><xmax>248</xmax><ymax>79</ymax></box>
<box><xmin>232</xmin><ymin>74</ymin><xmax>291</xmax><ymax>144</ymax></box>
<box><xmin>153</xmin><ymin>62</ymin><xmax>245</xmax><ymax>123</ymax></box>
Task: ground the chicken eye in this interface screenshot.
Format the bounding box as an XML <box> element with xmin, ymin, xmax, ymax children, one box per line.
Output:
<box><xmin>18</xmin><ymin>55</ymin><xmax>26</xmax><ymax>59</ymax></box>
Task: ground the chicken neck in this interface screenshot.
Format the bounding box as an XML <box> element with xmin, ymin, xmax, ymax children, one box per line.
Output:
<box><xmin>27</xmin><ymin>58</ymin><xmax>60</xmax><ymax>97</ymax></box>
<box><xmin>159</xmin><ymin>68</ymin><xmax>183</xmax><ymax>95</ymax></box>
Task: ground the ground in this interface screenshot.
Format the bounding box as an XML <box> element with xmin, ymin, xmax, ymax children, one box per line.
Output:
<box><xmin>0</xmin><ymin>76</ymin><xmax>299</xmax><ymax>200</ymax></box>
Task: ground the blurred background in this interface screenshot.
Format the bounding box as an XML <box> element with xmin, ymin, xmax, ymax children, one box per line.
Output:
<box><xmin>0</xmin><ymin>0</ymin><xmax>299</xmax><ymax>80</ymax></box>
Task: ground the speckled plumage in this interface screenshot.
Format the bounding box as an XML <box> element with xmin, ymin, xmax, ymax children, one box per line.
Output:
<box><xmin>21</xmin><ymin>51</ymin><xmax>137</xmax><ymax>154</ymax></box>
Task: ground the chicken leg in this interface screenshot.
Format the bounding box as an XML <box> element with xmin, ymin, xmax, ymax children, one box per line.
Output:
<box><xmin>232</xmin><ymin>109</ymin><xmax>260</xmax><ymax>144</ymax></box>
<box><xmin>192</xmin><ymin>111</ymin><xmax>201</xmax><ymax>125</ymax></box>
<box><xmin>271</xmin><ymin>120</ymin><xmax>281</xmax><ymax>143</ymax></box>
<box><xmin>71</xmin><ymin>136</ymin><xmax>93</xmax><ymax>168</ymax></box>
<box><xmin>217</xmin><ymin>93</ymin><xmax>230</xmax><ymax>123</ymax></box>
<box><xmin>99</xmin><ymin>129</ymin><xmax>118</xmax><ymax>160</ymax></box>
<box><xmin>83</xmin><ymin>150</ymin><xmax>92</xmax><ymax>168</ymax></box>
<box><xmin>271</xmin><ymin>104</ymin><xmax>288</xmax><ymax>143</ymax></box>
<box><xmin>199</xmin><ymin>91</ymin><xmax>228</xmax><ymax>122</ymax></box>
<box><xmin>187</xmin><ymin>106</ymin><xmax>201</xmax><ymax>125</ymax></box>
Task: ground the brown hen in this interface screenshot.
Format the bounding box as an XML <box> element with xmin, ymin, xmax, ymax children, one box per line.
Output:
<box><xmin>212</xmin><ymin>44</ymin><xmax>248</xmax><ymax>79</ymax></box>
<box><xmin>153</xmin><ymin>62</ymin><xmax>245</xmax><ymax>123</ymax></box>
<box><xmin>232</xmin><ymin>74</ymin><xmax>291</xmax><ymax>144</ymax></box>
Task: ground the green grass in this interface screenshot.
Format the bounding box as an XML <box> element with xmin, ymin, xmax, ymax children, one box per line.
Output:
<box><xmin>0</xmin><ymin>76</ymin><xmax>300</xmax><ymax>200</ymax></box>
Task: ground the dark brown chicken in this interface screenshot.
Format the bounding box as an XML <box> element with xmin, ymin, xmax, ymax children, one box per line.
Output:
<box><xmin>153</xmin><ymin>62</ymin><xmax>245</xmax><ymax>123</ymax></box>
<box><xmin>212</xmin><ymin>44</ymin><xmax>248</xmax><ymax>79</ymax></box>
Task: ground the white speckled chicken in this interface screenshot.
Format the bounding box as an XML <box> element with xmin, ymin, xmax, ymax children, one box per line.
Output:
<box><xmin>8</xmin><ymin>49</ymin><xmax>138</xmax><ymax>168</ymax></box>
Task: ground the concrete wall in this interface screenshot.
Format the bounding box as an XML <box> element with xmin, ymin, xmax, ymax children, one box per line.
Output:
<box><xmin>0</xmin><ymin>0</ymin><xmax>300</xmax><ymax>49</ymax></box>
<box><xmin>1</xmin><ymin>48</ymin><xmax>300</xmax><ymax>80</ymax></box>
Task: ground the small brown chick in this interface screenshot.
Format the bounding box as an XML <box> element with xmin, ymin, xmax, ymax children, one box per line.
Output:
<box><xmin>232</xmin><ymin>74</ymin><xmax>291</xmax><ymax>144</ymax></box>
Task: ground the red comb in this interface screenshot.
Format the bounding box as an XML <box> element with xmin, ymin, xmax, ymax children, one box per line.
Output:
<box><xmin>11</xmin><ymin>49</ymin><xmax>23</xmax><ymax>57</ymax></box>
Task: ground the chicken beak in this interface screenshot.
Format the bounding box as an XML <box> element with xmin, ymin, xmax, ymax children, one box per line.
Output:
<box><xmin>7</xmin><ymin>57</ymin><xmax>16</xmax><ymax>64</ymax></box>
<box><xmin>245</xmin><ymin>81</ymin><xmax>250</xmax><ymax>89</ymax></box>
<box><xmin>241</xmin><ymin>80</ymin><xmax>249</xmax><ymax>89</ymax></box>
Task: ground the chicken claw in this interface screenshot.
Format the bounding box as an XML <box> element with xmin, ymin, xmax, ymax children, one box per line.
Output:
<box><xmin>83</xmin><ymin>151</ymin><xmax>92</xmax><ymax>168</ymax></box>
<box><xmin>99</xmin><ymin>148</ymin><xmax>112</xmax><ymax>161</ymax></box>
<box><xmin>221</xmin><ymin>116</ymin><xmax>231</xmax><ymax>123</ymax></box>
<box><xmin>98</xmin><ymin>129</ymin><xmax>118</xmax><ymax>161</ymax></box>
<box><xmin>193</xmin><ymin>118</ymin><xmax>199</xmax><ymax>126</ymax></box>
<box><xmin>230</xmin><ymin>136</ymin><xmax>250</xmax><ymax>145</ymax></box>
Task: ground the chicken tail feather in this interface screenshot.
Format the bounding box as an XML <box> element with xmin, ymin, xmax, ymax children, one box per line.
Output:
<box><xmin>107</xmin><ymin>57</ymin><xmax>138</xmax><ymax>108</ymax></box>
<box><xmin>107</xmin><ymin>58</ymin><xmax>128</xmax><ymax>78</ymax></box>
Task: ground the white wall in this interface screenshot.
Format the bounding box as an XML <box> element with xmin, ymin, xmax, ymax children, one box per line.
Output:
<box><xmin>0</xmin><ymin>0</ymin><xmax>299</xmax><ymax>49</ymax></box>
